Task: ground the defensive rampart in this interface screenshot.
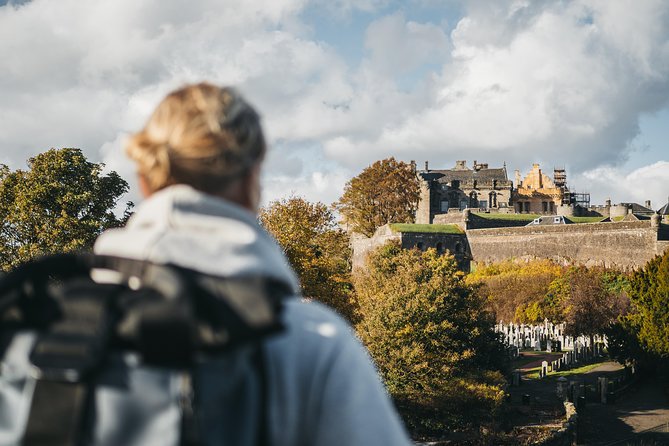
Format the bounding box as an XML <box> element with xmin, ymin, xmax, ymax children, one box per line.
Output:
<box><xmin>467</xmin><ymin>220</ymin><xmax>665</xmax><ymax>270</ymax></box>
<box><xmin>351</xmin><ymin>225</ymin><xmax>469</xmax><ymax>270</ymax></box>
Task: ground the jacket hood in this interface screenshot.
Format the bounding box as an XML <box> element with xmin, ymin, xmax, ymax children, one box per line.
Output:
<box><xmin>95</xmin><ymin>185</ymin><xmax>301</xmax><ymax>294</ymax></box>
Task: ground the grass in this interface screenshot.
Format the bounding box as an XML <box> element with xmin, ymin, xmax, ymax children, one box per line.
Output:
<box><xmin>389</xmin><ymin>223</ymin><xmax>464</xmax><ymax>234</ymax></box>
<box><xmin>473</xmin><ymin>213</ymin><xmax>539</xmax><ymax>221</ymax></box>
<box><xmin>524</xmin><ymin>360</ymin><xmax>611</xmax><ymax>380</ymax></box>
<box><xmin>568</xmin><ymin>216</ymin><xmax>607</xmax><ymax>223</ymax></box>
<box><xmin>613</xmin><ymin>216</ymin><xmax>626</xmax><ymax>222</ymax></box>
<box><xmin>474</xmin><ymin>213</ymin><xmax>609</xmax><ymax>224</ymax></box>
<box><xmin>548</xmin><ymin>362</ymin><xmax>604</xmax><ymax>378</ymax></box>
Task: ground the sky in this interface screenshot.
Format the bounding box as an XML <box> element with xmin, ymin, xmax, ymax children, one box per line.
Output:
<box><xmin>1</xmin><ymin>0</ymin><xmax>668</xmax><ymax>210</ymax></box>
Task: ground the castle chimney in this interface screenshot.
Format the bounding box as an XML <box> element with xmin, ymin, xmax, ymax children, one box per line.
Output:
<box><xmin>514</xmin><ymin>169</ymin><xmax>521</xmax><ymax>188</ymax></box>
<box><xmin>410</xmin><ymin>160</ymin><xmax>416</xmax><ymax>172</ymax></box>
<box><xmin>424</xmin><ymin>161</ymin><xmax>429</xmax><ymax>171</ymax></box>
<box><xmin>645</xmin><ymin>200</ymin><xmax>651</xmax><ymax>208</ymax></box>
<box><xmin>605</xmin><ymin>198</ymin><xmax>611</xmax><ymax>207</ymax></box>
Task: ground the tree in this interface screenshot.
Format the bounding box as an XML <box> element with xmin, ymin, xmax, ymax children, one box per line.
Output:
<box><xmin>466</xmin><ymin>259</ymin><xmax>564</xmax><ymax>323</ymax></box>
<box><xmin>627</xmin><ymin>250</ymin><xmax>669</xmax><ymax>357</ymax></box>
<box><xmin>0</xmin><ymin>148</ymin><xmax>131</xmax><ymax>270</ymax></box>
<box><xmin>561</xmin><ymin>266</ymin><xmax>629</xmax><ymax>347</ymax></box>
<box><xmin>353</xmin><ymin>241</ymin><xmax>506</xmax><ymax>436</ymax></box>
<box><xmin>259</xmin><ymin>197</ymin><xmax>357</xmax><ymax>322</ymax></box>
<box><xmin>336</xmin><ymin>157</ymin><xmax>420</xmax><ymax>237</ymax></box>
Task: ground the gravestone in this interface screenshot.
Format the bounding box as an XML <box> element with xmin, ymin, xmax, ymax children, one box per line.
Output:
<box><xmin>598</xmin><ymin>377</ymin><xmax>608</xmax><ymax>404</ymax></box>
<box><xmin>556</xmin><ymin>377</ymin><xmax>568</xmax><ymax>400</ymax></box>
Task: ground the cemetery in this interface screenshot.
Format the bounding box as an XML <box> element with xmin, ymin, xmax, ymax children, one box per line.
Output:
<box><xmin>495</xmin><ymin>320</ymin><xmax>644</xmax><ymax>445</ymax></box>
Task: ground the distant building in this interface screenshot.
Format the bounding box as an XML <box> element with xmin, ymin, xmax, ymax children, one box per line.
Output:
<box><xmin>658</xmin><ymin>198</ymin><xmax>669</xmax><ymax>222</ymax></box>
<box><xmin>512</xmin><ymin>163</ymin><xmax>589</xmax><ymax>215</ymax></box>
<box><xmin>415</xmin><ymin>160</ymin><xmax>513</xmax><ymax>224</ymax></box>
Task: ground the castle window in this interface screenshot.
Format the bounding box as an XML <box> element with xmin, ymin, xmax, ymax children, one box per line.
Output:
<box><xmin>469</xmin><ymin>191</ymin><xmax>478</xmax><ymax>208</ymax></box>
<box><xmin>416</xmin><ymin>242</ymin><xmax>424</xmax><ymax>251</ymax></box>
<box><xmin>440</xmin><ymin>200</ymin><xmax>449</xmax><ymax>212</ymax></box>
<box><xmin>455</xmin><ymin>242</ymin><xmax>462</xmax><ymax>253</ymax></box>
<box><xmin>436</xmin><ymin>242</ymin><xmax>444</xmax><ymax>253</ymax></box>
<box><xmin>489</xmin><ymin>191</ymin><xmax>497</xmax><ymax>208</ymax></box>
<box><xmin>542</xmin><ymin>202</ymin><xmax>548</xmax><ymax>213</ymax></box>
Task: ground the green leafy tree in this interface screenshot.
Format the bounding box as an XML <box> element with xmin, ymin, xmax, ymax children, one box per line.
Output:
<box><xmin>0</xmin><ymin>148</ymin><xmax>131</xmax><ymax>270</ymax></box>
<box><xmin>354</xmin><ymin>241</ymin><xmax>506</xmax><ymax>436</ymax></box>
<box><xmin>627</xmin><ymin>250</ymin><xmax>669</xmax><ymax>357</ymax></box>
<box><xmin>259</xmin><ymin>196</ymin><xmax>356</xmax><ymax>322</ymax></box>
<box><xmin>336</xmin><ymin>157</ymin><xmax>420</xmax><ymax>237</ymax></box>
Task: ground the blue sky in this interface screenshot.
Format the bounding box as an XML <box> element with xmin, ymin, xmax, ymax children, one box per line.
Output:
<box><xmin>0</xmin><ymin>0</ymin><xmax>667</xmax><ymax>208</ymax></box>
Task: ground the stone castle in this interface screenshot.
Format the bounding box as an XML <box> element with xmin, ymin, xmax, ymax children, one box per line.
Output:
<box><xmin>352</xmin><ymin>160</ymin><xmax>669</xmax><ymax>271</ymax></box>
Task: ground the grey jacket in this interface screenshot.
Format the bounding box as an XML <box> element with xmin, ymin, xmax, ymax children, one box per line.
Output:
<box><xmin>0</xmin><ymin>185</ymin><xmax>411</xmax><ymax>446</ymax></box>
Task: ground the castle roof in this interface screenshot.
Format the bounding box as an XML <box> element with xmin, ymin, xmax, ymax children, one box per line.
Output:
<box><xmin>418</xmin><ymin>166</ymin><xmax>509</xmax><ymax>184</ymax></box>
<box><xmin>658</xmin><ymin>200</ymin><xmax>669</xmax><ymax>216</ymax></box>
<box><xmin>620</xmin><ymin>202</ymin><xmax>655</xmax><ymax>215</ymax></box>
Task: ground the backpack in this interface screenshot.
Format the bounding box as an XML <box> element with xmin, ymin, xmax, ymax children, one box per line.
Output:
<box><xmin>0</xmin><ymin>253</ymin><xmax>290</xmax><ymax>446</ymax></box>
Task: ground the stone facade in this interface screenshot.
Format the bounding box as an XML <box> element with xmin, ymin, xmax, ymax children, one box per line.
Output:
<box><xmin>416</xmin><ymin>160</ymin><xmax>513</xmax><ymax>224</ymax></box>
<box><xmin>352</xmin><ymin>217</ymin><xmax>669</xmax><ymax>272</ymax></box>
<box><xmin>513</xmin><ymin>163</ymin><xmax>568</xmax><ymax>214</ymax></box>
<box><xmin>467</xmin><ymin>218</ymin><xmax>667</xmax><ymax>271</ymax></box>
<box><xmin>351</xmin><ymin>224</ymin><xmax>471</xmax><ymax>270</ymax></box>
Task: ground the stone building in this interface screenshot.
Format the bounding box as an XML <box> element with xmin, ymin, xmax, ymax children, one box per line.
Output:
<box><xmin>659</xmin><ymin>198</ymin><xmax>669</xmax><ymax>222</ymax></box>
<box><xmin>415</xmin><ymin>160</ymin><xmax>513</xmax><ymax>224</ymax></box>
<box><xmin>513</xmin><ymin>164</ymin><xmax>570</xmax><ymax>214</ymax></box>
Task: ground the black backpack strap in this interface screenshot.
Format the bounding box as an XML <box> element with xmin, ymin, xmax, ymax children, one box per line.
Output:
<box><xmin>23</xmin><ymin>380</ymin><xmax>89</xmax><ymax>446</ymax></box>
<box><xmin>179</xmin><ymin>372</ymin><xmax>201</xmax><ymax>446</ymax></box>
<box><xmin>22</xmin><ymin>278</ymin><xmax>121</xmax><ymax>446</ymax></box>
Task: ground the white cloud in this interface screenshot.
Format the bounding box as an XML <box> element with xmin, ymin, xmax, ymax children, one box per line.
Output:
<box><xmin>364</xmin><ymin>12</ymin><xmax>450</xmax><ymax>75</ymax></box>
<box><xmin>1</xmin><ymin>0</ymin><xmax>667</xmax><ymax>209</ymax></box>
<box><xmin>576</xmin><ymin>161</ymin><xmax>669</xmax><ymax>209</ymax></box>
<box><xmin>319</xmin><ymin>0</ymin><xmax>669</xmax><ymax>176</ymax></box>
<box><xmin>262</xmin><ymin>168</ymin><xmax>351</xmax><ymax>207</ymax></box>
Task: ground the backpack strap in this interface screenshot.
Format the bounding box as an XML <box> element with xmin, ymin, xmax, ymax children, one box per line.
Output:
<box><xmin>22</xmin><ymin>278</ymin><xmax>122</xmax><ymax>446</ymax></box>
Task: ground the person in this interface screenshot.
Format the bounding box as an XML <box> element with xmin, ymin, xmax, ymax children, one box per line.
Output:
<box><xmin>90</xmin><ymin>83</ymin><xmax>412</xmax><ymax>445</ymax></box>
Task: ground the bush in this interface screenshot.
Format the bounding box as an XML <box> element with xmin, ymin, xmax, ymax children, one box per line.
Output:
<box><xmin>354</xmin><ymin>241</ymin><xmax>507</xmax><ymax>437</ymax></box>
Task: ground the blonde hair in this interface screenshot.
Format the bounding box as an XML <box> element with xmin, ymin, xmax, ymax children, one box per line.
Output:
<box><xmin>126</xmin><ymin>82</ymin><xmax>266</xmax><ymax>194</ymax></box>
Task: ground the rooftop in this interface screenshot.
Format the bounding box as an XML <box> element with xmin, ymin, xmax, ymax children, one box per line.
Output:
<box><xmin>418</xmin><ymin>160</ymin><xmax>509</xmax><ymax>183</ymax></box>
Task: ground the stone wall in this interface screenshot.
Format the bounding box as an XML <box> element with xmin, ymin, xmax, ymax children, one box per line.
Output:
<box><xmin>416</xmin><ymin>181</ymin><xmax>431</xmax><ymax>224</ymax></box>
<box><xmin>351</xmin><ymin>226</ymin><xmax>401</xmax><ymax>269</ymax></box>
<box><xmin>351</xmin><ymin>225</ymin><xmax>470</xmax><ymax>270</ymax></box>
<box><xmin>467</xmin><ymin>220</ymin><xmax>664</xmax><ymax>270</ymax></box>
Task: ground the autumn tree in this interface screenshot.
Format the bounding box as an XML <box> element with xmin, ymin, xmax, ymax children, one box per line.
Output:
<box><xmin>466</xmin><ymin>259</ymin><xmax>565</xmax><ymax>323</ymax></box>
<box><xmin>354</xmin><ymin>241</ymin><xmax>506</xmax><ymax>436</ymax></box>
<box><xmin>259</xmin><ymin>197</ymin><xmax>356</xmax><ymax>322</ymax></box>
<box><xmin>558</xmin><ymin>267</ymin><xmax>629</xmax><ymax>347</ymax></box>
<box><xmin>0</xmin><ymin>148</ymin><xmax>131</xmax><ymax>270</ymax></box>
<box><xmin>336</xmin><ymin>157</ymin><xmax>420</xmax><ymax>237</ymax></box>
